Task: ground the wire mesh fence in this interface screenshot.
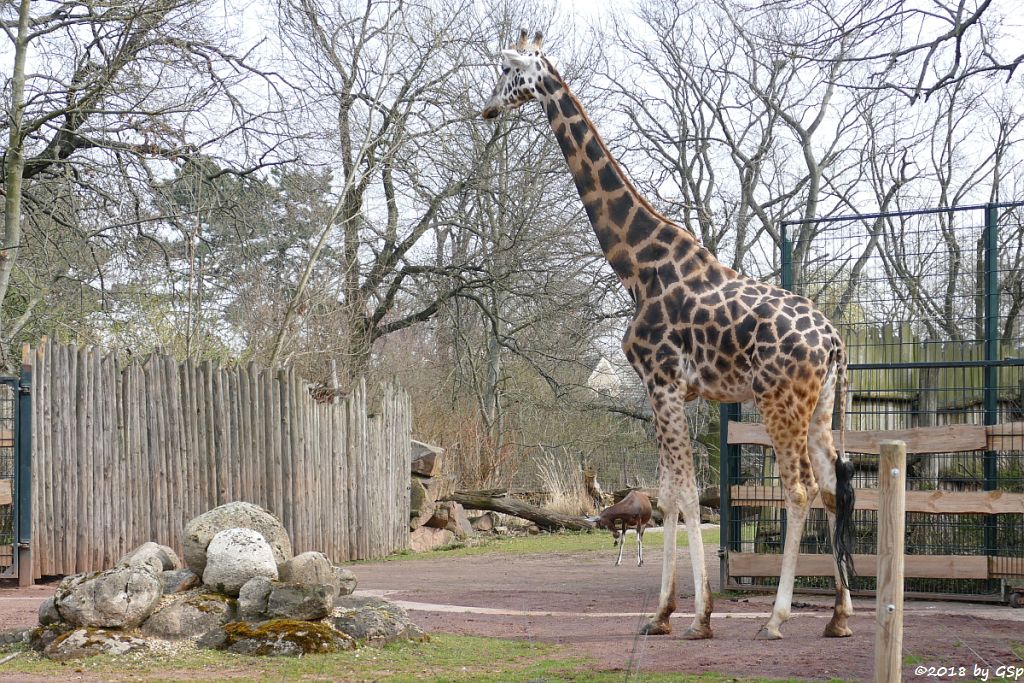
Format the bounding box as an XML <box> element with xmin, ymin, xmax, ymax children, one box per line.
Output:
<box><xmin>722</xmin><ymin>203</ymin><xmax>1024</xmax><ymax>601</ymax></box>
<box><xmin>0</xmin><ymin>382</ymin><xmax>16</xmax><ymax>575</ymax></box>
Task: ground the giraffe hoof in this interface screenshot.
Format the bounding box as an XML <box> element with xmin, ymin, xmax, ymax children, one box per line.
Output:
<box><xmin>755</xmin><ymin>626</ymin><xmax>783</xmax><ymax>640</ymax></box>
<box><xmin>824</xmin><ymin>623</ymin><xmax>853</xmax><ymax>638</ymax></box>
<box><xmin>640</xmin><ymin>619</ymin><xmax>671</xmax><ymax>636</ymax></box>
<box><xmin>682</xmin><ymin>625</ymin><xmax>713</xmax><ymax>640</ymax></box>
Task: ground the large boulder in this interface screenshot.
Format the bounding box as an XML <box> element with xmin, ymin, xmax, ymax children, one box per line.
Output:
<box><xmin>118</xmin><ymin>542</ymin><xmax>181</xmax><ymax>574</ymax></box>
<box><xmin>237</xmin><ymin>576</ymin><xmax>274</xmax><ymax>620</ymax></box>
<box><xmin>265</xmin><ymin>583</ymin><xmax>333</xmax><ymax>621</ymax></box>
<box><xmin>183</xmin><ymin>502</ymin><xmax>292</xmax><ymax>576</ymax></box>
<box><xmin>37</xmin><ymin>597</ymin><xmax>61</xmax><ymax>626</ymax></box>
<box><xmin>54</xmin><ymin>566</ymin><xmax>163</xmax><ymax>628</ymax></box>
<box><xmin>199</xmin><ymin>619</ymin><xmax>354</xmax><ymax>656</ymax></box>
<box><xmin>410</xmin><ymin>441</ymin><xmax>443</xmax><ymax>477</ymax></box>
<box><xmin>203</xmin><ymin>528</ymin><xmax>279</xmax><ymax>596</ymax></box>
<box><xmin>425</xmin><ymin>502</ymin><xmax>473</xmax><ymax>539</ymax></box>
<box><xmin>409</xmin><ymin>476</ymin><xmax>437</xmax><ymax>530</ymax></box>
<box><xmin>334</xmin><ymin>566</ymin><xmax>357</xmax><ymax>598</ymax></box>
<box><xmin>160</xmin><ymin>568</ymin><xmax>201</xmax><ymax>595</ymax></box>
<box><xmin>330</xmin><ymin>595</ymin><xmax>426</xmax><ymax>645</ymax></box>
<box><xmin>278</xmin><ymin>552</ymin><xmax>333</xmax><ymax>587</ymax></box>
<box><xmin>140</xmin><ymin>591</ymin><xmax>236</xmax><ymax>640</ymax></box>
<box><xmin>43</xmin><ymin>627</ymin><xmax>147</xmax><ymax>661</ymax></box>
<box><xmin>409</xmin><ymin>526</ymin><xmax>455</xmax><ymax>552</ymax></box>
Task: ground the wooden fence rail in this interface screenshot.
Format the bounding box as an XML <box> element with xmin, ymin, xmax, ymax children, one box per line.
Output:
<box><xmin>725</xmin><ymin>421</ymin><xmax>1024</xmax><ymax>586</ymax></box>
<box><xmin>28</xmin><ymin>339</ymin><xmax>411</xmax><ymax>579</ymax></box>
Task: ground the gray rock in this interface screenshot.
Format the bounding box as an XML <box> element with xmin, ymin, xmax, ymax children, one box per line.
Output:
<box><xmin>237</xmin><ymin>576</ymin><xmax>273</xmax><ymax>620</ymax></box>
<box><xmin>0</xmin><ymin>627</ymin><xmax>30</xmax><ymax>645</ymax></box>
<box><xmin>330</xmin><ymin>595</ymin><xmax>426</xmax><ymax>644</ymax></box>
<box><xmin>183</xmin><ymin>501</ymin><xmax>292</xmax><ymax>576</ymax></box>
<box><xmin>333</xmin><ymin>566</ymin><xmax>357</xmax><ymax>597</ymax></box>
<box><xmin>409</xmin><ymin>526</ymin><xmax>455</xmax><ymax>552</ymax></box>
<box><xmin>196</xmin><ymin>626</ymin><xmax>228</xmax><ymax>650</ymax></box>
<box><xmin>279</xmin><ymin>551</ymin><xmax>333</xmax><ymax>587</ymax></box>
<box><xmin>200</xmin><ymin>619</ymin><xmax>354</xmax><ymax>656</ymax></box>
<box><xmin>160</xmin><ymin>568</ymin><xmax>201</xmax><ymax>594</ymax></box>
<box><xmin>140</xmin><ymin>591</ymin><xmax>236</xmax><ymax>640</ymax></box>
<box><xmin>410</xmin><ymin>440</ymin><xmax>443</xmax><ymax>477</ymax></box>
<box><xmin>266</xmin><ymin>583</ymin><xmax>333</xmax><ymax>621</ymax></box>
<box><xmin>202</xmin><ymin>528</ymin><xmax>279</xmax><ymax>596</ymax></box>
<box><xmin>38</xmin><ymin>597</ymin><xmax>61</xmax><ymax>626</ymax></box>
<box><xmin>54</xmin><ymin>566</ymin><xmax>163</xmax><ymax>628</ymax></box>
<box><xmin>118</xmin><ymin>541</ymin><xmax>181</xmax><ymax>573</ymax></box>
<box><xmin>43</xmin><ymin>627</ymin><xmax>147</xmax><ymax>661</ymax></box>
<box><xmin>409</xmin><ymin>476</ymin><xmax>439</xmax><ymax>530</ymax></box>
<box><xmin>424</xmin><ymin>502</ymin><xmax>473</xmax><ymax>539</ymax></box>
<box><xmin>28</xmin><ymin>624</ymin><xmax>71</xmax><ymax>652</ymax></box>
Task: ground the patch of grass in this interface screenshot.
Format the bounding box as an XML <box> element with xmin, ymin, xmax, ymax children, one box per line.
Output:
<box><xmin>369</xmin><ymin>527</ymin><xmax>721</xmax><ymax>562</ymax></box>
<box><xmin>904</xmin><ymin>653</ymin><xmax>924</xmax><ymax>665</ymax></box>
<box><xmin>1012</xmin><ymin>642</ymin><xmax>1024</xmax><ymax>660</ymax></box>
<box><xmin>0</xmin><ymin>635</ymin><xmax>846</xmax><ymax>682</ymax></box>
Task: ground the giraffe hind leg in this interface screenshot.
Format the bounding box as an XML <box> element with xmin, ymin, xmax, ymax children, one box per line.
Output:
<box><xmin>756</xmin><ymin>388</ymin><xmax>818</xmax><ymax>640</ymax></box>
<box><xmin>807</xmin><ymin>373</ymin><xmax>854</xmax><ymax>637</ymax></box>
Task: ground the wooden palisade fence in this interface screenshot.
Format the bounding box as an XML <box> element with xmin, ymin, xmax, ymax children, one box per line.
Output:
<box><xmin>28</xmin><ymin>338</ymin><xmax>411</xmax><ymax>579</ymax></box>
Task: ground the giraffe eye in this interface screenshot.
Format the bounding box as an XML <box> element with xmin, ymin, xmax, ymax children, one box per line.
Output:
<box><xmin>501</xmin><ymin>66</ymin><xmax>510</xmax><ymax>75</ymax></box>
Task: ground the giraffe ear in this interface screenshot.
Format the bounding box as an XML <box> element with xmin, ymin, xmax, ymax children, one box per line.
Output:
<box><xmin>501</xmin><ymin>49</ymin><xmax>531</xmax><ymax>69</ymax></box>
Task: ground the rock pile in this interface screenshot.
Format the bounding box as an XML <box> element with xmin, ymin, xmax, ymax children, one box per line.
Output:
<box><xmin>408</xmin><ymin>441</ymin><xmax>480</xmax><ymax>551</ymax></box>
<box><xmin>29</xmin><ymin>501</ymin><xmax>424</xmax><ymax>660</ymax></box>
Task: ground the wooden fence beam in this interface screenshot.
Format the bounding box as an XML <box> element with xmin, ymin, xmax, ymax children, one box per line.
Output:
<box><xmin>729</xmin><ymin>486</ymin><xmax>1024</xmax><ymax>515</ymax></box>
<box><xmin>875</xmin><ymin>440</ymin><xmax>907</xmax><ymax>683</ymax></box>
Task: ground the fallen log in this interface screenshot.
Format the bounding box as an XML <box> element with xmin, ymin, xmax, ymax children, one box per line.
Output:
<box><xmin>441</xmin><ymin>492</ymin><xmax>595</xmax><ymax>531</ymax></box>
<box><xmin>612</xmin><ymin>487</ymin><xmax>720</xmax><ymax>509</ymax></box>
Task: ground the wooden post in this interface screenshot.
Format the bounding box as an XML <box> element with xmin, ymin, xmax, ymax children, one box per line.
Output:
<box><xmin>874</xmin><ymin>440</ymin><xmax>907</xmax><ymax>683</ymax></box>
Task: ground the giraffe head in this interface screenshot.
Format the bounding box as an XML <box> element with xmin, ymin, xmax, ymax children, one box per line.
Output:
<box><xmin>481</xmin><ymin>28</ymin><xmax>552</xmax><ymax>120</ymax></box>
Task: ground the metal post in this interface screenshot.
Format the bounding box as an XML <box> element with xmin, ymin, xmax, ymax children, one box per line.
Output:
<box><xmin>874</xmin><ymin>440</ymin><xmax>907</xmax><ymax>683</ymax></box>
<box><xmin>719</xmin><ymin>402</ymin><xmax>742</xmax><ymax>590</ymax></box>
<box><xmin>982</xmin><ymin>204</ymin><xmax>999</xmax><ymax>557</ymax></box>
<box><xmin>780</xmin><ymin>222</ymin><xmax>794</xmax><ymax>292</ymax></box>
<box><xmin>16</xmin><ymin>346</ymin><xmax>32</xmax><ymax>586</ymax></box>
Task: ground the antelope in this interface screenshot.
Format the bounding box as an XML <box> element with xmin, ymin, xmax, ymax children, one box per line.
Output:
<box><xmin>588</xmin><ymin>490</ymin><xmax>653</xmax><ymax>566</ymax></box>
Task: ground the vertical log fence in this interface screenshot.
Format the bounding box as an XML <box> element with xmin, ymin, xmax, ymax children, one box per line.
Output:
<box><xmin>28</xmin><ymin>338</ymin><xmax>411</xmax><ymax>579</ymax></box>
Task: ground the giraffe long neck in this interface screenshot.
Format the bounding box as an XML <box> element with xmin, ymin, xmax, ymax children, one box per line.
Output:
<box><xmin>538</xmin><ymin>72</ymin><xmax>711</xmax><ymax>297</ymax></box>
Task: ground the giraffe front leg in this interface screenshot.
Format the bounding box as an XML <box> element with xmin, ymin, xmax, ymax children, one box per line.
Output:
<box><xmin>681</xmin><ymin>491</ymin><xmax>713</xmax><ymax>639</ymax></box>
<box><xmin>640</xmin><ymin>504</ymin><xmax>677</xmax><ymax>635</ymax></box>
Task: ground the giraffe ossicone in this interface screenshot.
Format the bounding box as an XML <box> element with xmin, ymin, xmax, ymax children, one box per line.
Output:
<box><xmin>483</xmin><ymin>29</ymin><xmax>859</xmax><ymax>642</ymax></box>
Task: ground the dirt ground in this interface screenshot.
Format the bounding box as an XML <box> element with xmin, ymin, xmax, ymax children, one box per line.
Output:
<box><xmin>2</xmin><ymin>543</ymin><xmax>1022</xmax><ymax>682</ymax></box>
<box><xmin>351</xmin><ymin>545</ymin><xmax>1024</xmax><ymax>682</ymax></box>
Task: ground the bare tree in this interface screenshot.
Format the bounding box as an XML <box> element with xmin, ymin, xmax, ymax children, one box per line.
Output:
<box><xmin>0</xmin><ymin>0</ymin><xmax>284</xmax><ymax>363</ymax></box>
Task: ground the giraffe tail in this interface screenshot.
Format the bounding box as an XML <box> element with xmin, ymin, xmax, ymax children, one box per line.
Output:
<box><xmin>832</xmin><ymin>343</ymin><xmax>856</xmax><ymax>589</ymax></box>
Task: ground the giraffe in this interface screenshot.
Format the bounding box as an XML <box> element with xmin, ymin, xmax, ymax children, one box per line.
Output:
<box><xmin>482</xmin><ymin>30</ymin><xmax>857</xmax><ymax>641</ymax></box>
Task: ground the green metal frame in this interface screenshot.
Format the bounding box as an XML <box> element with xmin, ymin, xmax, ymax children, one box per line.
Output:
<box><xmin>719</xmin><ymin>202</ymin><xmax>1023</xmax><ymax>601</ymax></box>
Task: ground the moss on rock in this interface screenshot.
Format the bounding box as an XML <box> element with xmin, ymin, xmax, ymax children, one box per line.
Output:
<box><xmin>216</xmin><ymin>619</ymin><xmax>354</xmax><ymax>656</ymax></box>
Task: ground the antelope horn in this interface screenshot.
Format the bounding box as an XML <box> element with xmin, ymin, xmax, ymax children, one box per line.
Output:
<box><xmin>516</xmin><ymin>27</ymin><xmax>529</xmax><ymax>51</ymax></box>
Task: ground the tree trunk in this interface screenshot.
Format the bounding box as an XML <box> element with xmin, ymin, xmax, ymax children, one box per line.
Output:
<box><xmin>0</xmin><ymin>0</ymin><xmax>32</xmax><ymax>362</ymax></box>
<box><xmin>441</xmin><ymin>492</ymin><xmax>595</xmax><ymax>531</ymax></box>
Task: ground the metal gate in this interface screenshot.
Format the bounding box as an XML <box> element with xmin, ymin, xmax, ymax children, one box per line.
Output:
<box><xmin>719</xmin><ymin>202</ymin><xmax>1024</xmax><ymax>602</ymax></box>
<box><xmin>0</xmin><ymin>361</ymin><xmax>31</xmax><ymax>581</ymax></box>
